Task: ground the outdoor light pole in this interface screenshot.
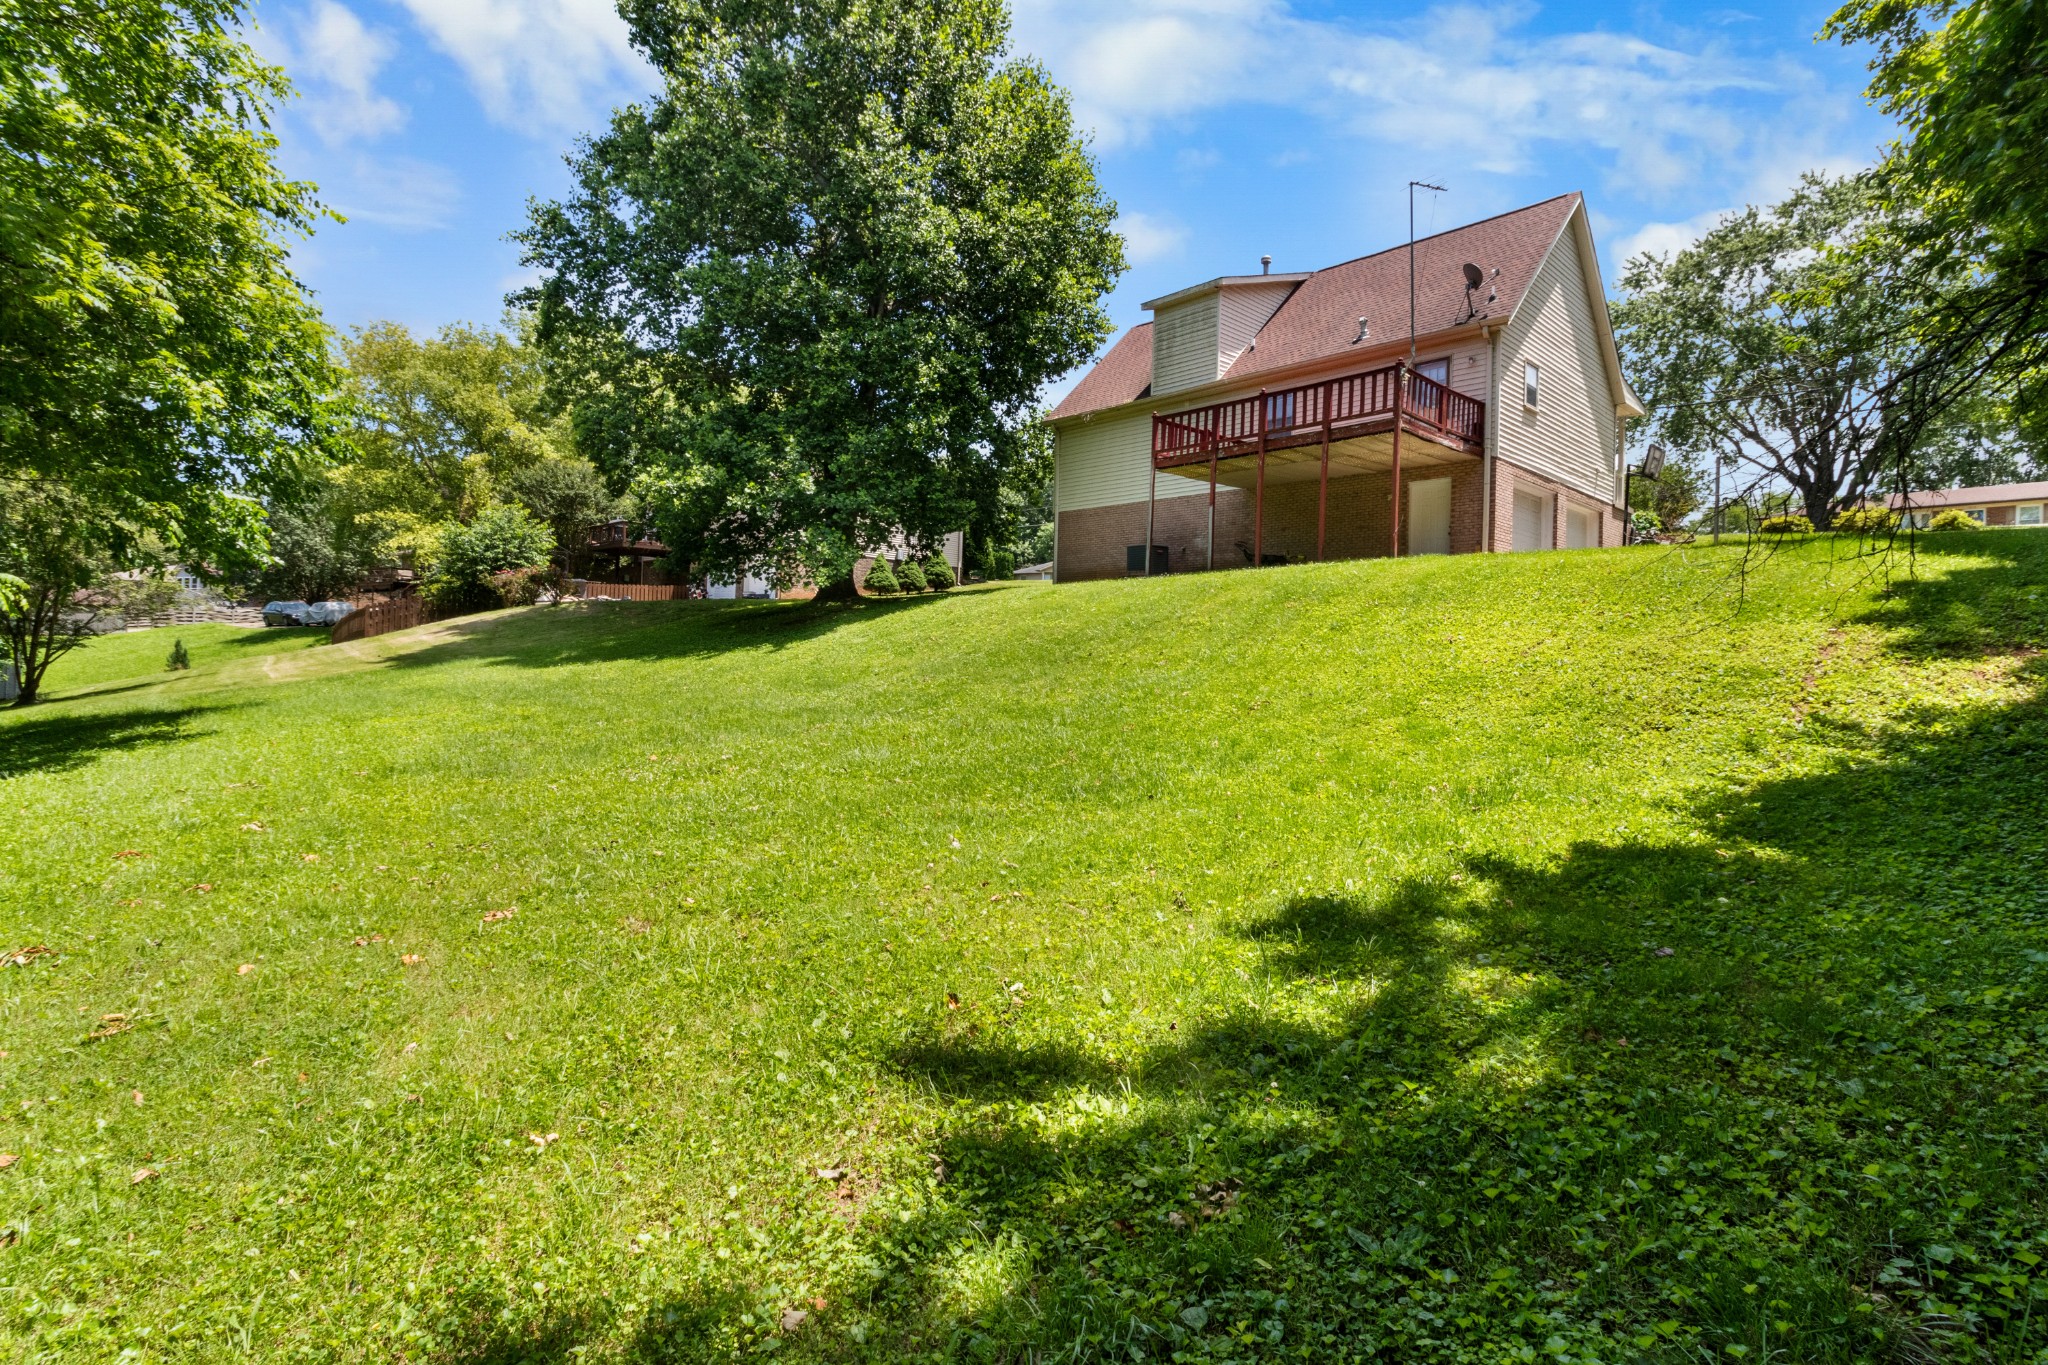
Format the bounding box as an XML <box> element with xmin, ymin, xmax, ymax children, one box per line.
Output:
<box><xmin>1713</xmin><ymin>454</ymin><xmax>1724</xmax><ymax>545</ymax></box>
<box><xmin>1408</xmin><ymin>180</ymin><xmax>1446</xmax><ymax>361</ymax></box>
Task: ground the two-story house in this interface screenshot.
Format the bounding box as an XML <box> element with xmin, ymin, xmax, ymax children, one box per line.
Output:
<box><xmin>1046</xmin><ymin>193</ymin><xmax>1643</xmax><ymax>580</ymax></box>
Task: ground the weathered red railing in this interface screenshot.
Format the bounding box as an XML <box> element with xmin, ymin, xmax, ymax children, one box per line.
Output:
<box><xmin>1152</xmin><ymin>362</ymin><xmax>1483</xmax><ymax>465</ymax></box>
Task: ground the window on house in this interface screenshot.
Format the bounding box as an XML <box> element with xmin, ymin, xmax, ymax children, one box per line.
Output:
<box><xmin>1968</xmin><ymin>508</ymin><xmax>1987</xmax><ymax>522</ymax></box>
<box><xmin>2019</xmin><ymin>504</ymin><xmax>2044</xmax><ymax>525</ymax></box>
<box><xmin>1414</xmin><ymin>358</ymin><xmax>1449</xmax><ymax>386</ymax></box>
<box><xmin>1524</xmin><ymin>363</ymin><xmax>1541</xmax><ymax>408</ymax></box>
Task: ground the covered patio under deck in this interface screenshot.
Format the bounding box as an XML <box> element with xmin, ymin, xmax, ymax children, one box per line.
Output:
<box><xmin>1146</xmin><ymin>361</ymin><xmax>1486</xmax><ymax>569</ymax></box>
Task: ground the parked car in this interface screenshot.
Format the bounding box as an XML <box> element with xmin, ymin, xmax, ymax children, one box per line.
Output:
<box><xmin>262</xmin><ymin>600</ymin><xmax>311</xmax><ymax>626</ymax></box>
<box><xmin>301</xmin><ymin>601</ymin><xmax>355</xmax><ymax>626</ymax></box>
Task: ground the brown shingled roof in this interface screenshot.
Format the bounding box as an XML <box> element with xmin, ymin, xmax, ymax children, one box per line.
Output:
<box><xmin>1049</xmin><ymin>322</ymin><xmax>1152</xmax><ymax>421</ymax></box>
<box><xmin>1888</xmin><ymin>480</ymin><xmax>2048</xmax><ymax>510</ymax></box>
<box><xmin>1051</xmin><ymin>194</ymin><xmax>1583</xmax><ymax>422</ymax></box>
<box><xmin>1227</xmin><ymin>194</ymin><xmax>1579</xmax><ymax>380</ymax></box>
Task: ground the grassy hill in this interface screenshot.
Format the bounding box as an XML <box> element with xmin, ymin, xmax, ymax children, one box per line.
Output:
<box><xmin>2</xmin><ymin>534</ymin><xmax>2045</xmax><ymax>1363</ymax></box>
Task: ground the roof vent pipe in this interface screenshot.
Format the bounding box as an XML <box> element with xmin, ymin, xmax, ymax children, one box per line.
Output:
<box><xmin>1261</xmin><ymin>255</ymin><xmax>1272</xmax><ymax>275</ymax></box>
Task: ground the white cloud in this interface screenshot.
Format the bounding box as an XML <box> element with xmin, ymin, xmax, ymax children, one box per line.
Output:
<box><xmin>1612</xmin><ymin>208</ymin><xmax>1732</xmax><ymax>266</ymax></box>
<box><xmin>1120</xmin><ymin>211</ymin><xmax>1189</xmax><ymax>265</ymax></box>
<box><xmin>1012</xmin><ymin>0</ymin><xmax>1863</xmax><ymax>199</ymax></box>
<box><xmin>330</xmin><ymin>155</ymin><xmax>464</xmax><ymax>231</ymax></box>
<box><xmin>392</xmin><ymin>0</ymin><xmax>655</xmax><ymax>132</ymax></box>
<box><xmin>266</xmin><ymin>0</ymin><xmax>406</xmax><ymax>145</ymax></box>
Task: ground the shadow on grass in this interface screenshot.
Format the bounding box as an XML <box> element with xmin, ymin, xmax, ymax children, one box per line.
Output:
<box><xmin>375</xmin><ymin>588</ymin><xmax>987</xmax><ymax>676</ymax></box>
<box><xmin>851</xmin><ymin>538</ymin><xmax>2048</xmax><ymax>1363</ymax></box>
<box><xmin>0</xmin><ymin>705</ymin><xmax>211</xmax><ymax>779</ymax></box>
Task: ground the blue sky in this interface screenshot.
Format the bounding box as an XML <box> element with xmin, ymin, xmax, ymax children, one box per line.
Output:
<box><xmin>252</xmin><ymin>0</ymin><xmax>1895</xmax><ymax>400</ymax></box>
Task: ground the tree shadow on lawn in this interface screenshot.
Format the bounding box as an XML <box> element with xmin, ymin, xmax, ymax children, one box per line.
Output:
<box><xmin>0</xmin><ymin>704</ymin><xmax>215</xmax><ymax>779</ymax></box>
<box><xmin>849</xmin><ymin>550</ymin><xmax>2048</xmax><ymax>1362</ymax></box>
<box><xmin>380</xmin><ymin>589</ymin><xmax>979</xmax><ymax>676</ymax></box>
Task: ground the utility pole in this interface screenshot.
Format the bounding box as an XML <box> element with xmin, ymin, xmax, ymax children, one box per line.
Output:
<box><xmin>1408</xmin><ymin>180</ymin><xmax>1445</xmax><ymax>360</ymax></box>
<box><xmin>1713</xmin><ymin>454</ymin><xmax>1724</xmax><ymax>545</ymax></box>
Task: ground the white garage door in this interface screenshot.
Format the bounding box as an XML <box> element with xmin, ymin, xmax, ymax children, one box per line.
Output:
<box><xmin>1512</xmin><ymin>489</ymin><xmax>1552</xmax><ymax>551</ymax></box>
<box><xmin>1565</xmin><ymin>506</ymin><xmax>1597</xmax><ymax>549</ymax></box>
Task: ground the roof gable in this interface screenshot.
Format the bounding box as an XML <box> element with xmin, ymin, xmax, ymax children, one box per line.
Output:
<box><xmin>1048</xmin><ymin>321</ymin><xmax>1152</xmax><ymax>421</ymax></box>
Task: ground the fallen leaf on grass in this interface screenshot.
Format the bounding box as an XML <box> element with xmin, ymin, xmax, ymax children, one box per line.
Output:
<box><xmin>527</xmin><ymin>1132</ymin><xmax>560</xmax><ymax>1148</ymax></box>
<box><xmin>130</xmin><ymin>1168</ymin><xmax>156</xmax><ymax>1185</ymax></box>
<box><xmin>301</xmin><ymin>853</ymin><xmax>319</xmax><ymax>863</ymax></box>
<box><xmin>296</xmin><ymin>1072</ymin><xmax>309</xmax><ymax>1084</ymax></box>
<box><xmin>945</xmin><ymin>992</ymin><xmax>960</xmax><ymax>1010</ymax></box>
<box><xmin>113</xmin><ymin>850</ymin><xmax>147</xmax><ymax>860</ymax></box>
<box><xmin>621</xmin><ymin>917</ymin><xmax>653</xmax><ymax>935</ymax></box>
<box><xmin>190</xmin><ymin>884</ymin><xmax>214</xmax><ymax>894</ymax></box>
<box><xmin>779</xmin><ymin>1309</ymin><xmax>808</xmax><ymax>1332</ymax></box>
<box><xmin>814</xmin><ymin>1168</ymin><xmax>844</xmax><ymax>1180</ymax></box>
<box><xmin>400</xmin><ymin>954</ymin><xmax>423</xmax><ymax>967</ymax></box>
<box><xmin>0</xmin><ymin>1153</ymin><xmax>17</xmax><ymax>1169</ymax></box>
<box><xmin>481</xmin><ymin>909</ymin><xmax>516</xmax><ymax>923</ymax></box>
<box><xmin>1655</xmin><ymin>947</ymin><xmax>1676</xmax><ymax>957</ymax></box>
<box><xmin>350</xmin><ymin>934</ymin><xmax>385</xmax><ymax>946</ymax></box>
<box><xmin>240</xmin><ymin>822</ymin><xmax>266</xmax><ymax>832</ymax></box>
<box><xmin>237</xmin><ymin>963</ymin><xmax>256</xmax><ymax>975</ymax></box>
<box><xmin>3</xmin><ymin>946</ymin><xmax>54</xmax><ymax>968</ymax></box>
<box><xmin>132</xmin><ymin>1090</ymin><xmax>143</xmax><ymax>1105</ymax></box>
<box><xmin>87</xmin><ymin>1013</ymin><xmax>132</xmax><ymax>1039</ymax></box>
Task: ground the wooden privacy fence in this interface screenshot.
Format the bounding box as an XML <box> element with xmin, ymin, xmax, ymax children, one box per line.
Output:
<box><xmin>570</xmin><ymin>581</ymin><xmax>686</xmax><ymax>601</ymax></box>
<box><xmin>330</xmin><ymin>596</ymin><xmax>448</xmax><ymax>644</ymax></box>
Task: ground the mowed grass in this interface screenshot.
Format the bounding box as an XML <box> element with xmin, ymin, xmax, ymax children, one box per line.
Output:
<box><xmin>1</xmin><ymin>534</ymin><xmax>2045</xmax><ymax>1364</ymax></box>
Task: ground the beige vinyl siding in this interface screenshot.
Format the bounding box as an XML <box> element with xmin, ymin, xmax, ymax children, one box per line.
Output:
<box><xmin>1495</xmin><ymin>226</ymin><xmax>1619</xmax><ymax>503</ymax></box>
<box><xmin>1054</xmin><ymin>409</ymin><xmax>1205</xmax><ymax>513</ymax></box>
<box><xmin>1447</xmin><ymin>345</ymin><xmax>1488</xmax><ymax>400</ymax></box>
<box><xmin>1218</xmin><ymin>282</ymin><xmax>1297</xmax><ymax>374</ymax></box>
<box><xmin>1152</xmin><ymin>297</ymin><xmax>1220</xmax><ymax>397</ymax></box>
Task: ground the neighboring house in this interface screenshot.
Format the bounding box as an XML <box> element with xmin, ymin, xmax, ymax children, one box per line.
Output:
<box><xmin>1012</xmin><ymin>561</ymin><xmax>1055</xmax><ymax>581</ymax></box>
<box><xmin>1889</xmin><ymin>480</ymin><xmax>2048</xmax><ymax>529</ymax></box>
<box><xmin>1047</xmin><ymin>193</ymin><xmax>1644</xmax><ymax>581</ymax></box>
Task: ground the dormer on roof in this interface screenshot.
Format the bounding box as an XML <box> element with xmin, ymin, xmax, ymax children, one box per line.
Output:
<box><xmin>1144</xmin><ymin>272</ymin><xmax>1310</xmax><ymax>397</ymax></box>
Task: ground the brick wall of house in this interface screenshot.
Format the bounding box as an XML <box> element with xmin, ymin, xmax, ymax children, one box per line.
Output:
<box><xmin>1055</xmin><ymin>460</ymin><xmax>1488</xmax><ymax>580</ymax></box>
<box><xmin>1485</xmin><ymin>457</ymin><xmax>1629</xmax><ymax>551</ymax></box>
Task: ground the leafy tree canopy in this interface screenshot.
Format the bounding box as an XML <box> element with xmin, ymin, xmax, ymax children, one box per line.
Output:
<box><xmin>1824</xmin><ymin>0</ymin><xmax>2048</xmax><ymax>449</ymax></box>
<box><xmin>519</xmin><ymin>0</ymin><xmax>1125</xmax><ymax>594</ymax></box>
<box><xmin>0</xmin><ymin>0</ymin><xmax>341</xmax><ymax>574</ymax></box>
<box><xmin>1614</xmin><ymin>175</ymin><xmax>1933</xmax><ymax>529</ymax></box>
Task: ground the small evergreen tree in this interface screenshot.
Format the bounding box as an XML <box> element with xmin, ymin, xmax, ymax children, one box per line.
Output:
<box><xmin>923</xmin><ymin>555</ymin><xmax>956</xmax><ymax>591</ymax></box>
<box><xmin>896</xmin><ymin>559</ymin><xmax>928</xmax><ymax>593</ymax></box>
<box><xmin>167</xmin><ymin>638</ymin><xmax>191</xmax><ymax>671</ymax></box>
<box><xmin>862</xmin><ymin>559</ymin><xmax>900</xmax><ymax>595</ymax></box>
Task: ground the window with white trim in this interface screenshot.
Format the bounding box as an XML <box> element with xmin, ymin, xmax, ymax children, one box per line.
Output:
<box><xmin>2019</xmin><ymin>503</ymin><xmax>2043</xmax><ymax>526</ymax></box>
<box><xmin>1968</xmin><ymin>508</ymin><xmax>1987</xmax><ymax>522</ymax></box>
<box><xmin>1523</xmin><ymin>363</ymin><xmax>1540</xmax><ymax>408</ymax></box>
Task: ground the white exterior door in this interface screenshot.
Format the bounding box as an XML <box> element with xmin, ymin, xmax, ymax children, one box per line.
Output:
<box><xmin>1565</xmin><ymin>505</ymin><xmax>1597</xmax><ymax>549</ymax></box>
<box><xmin>1512</xmin><ymin>489</ymin><xmax>1553</xmax><ymax>551</ymax></box>
<box><xmin>1408</xmin><ymin>478</ymin><xmax>1453</xmax><ymax>555</ymax></box>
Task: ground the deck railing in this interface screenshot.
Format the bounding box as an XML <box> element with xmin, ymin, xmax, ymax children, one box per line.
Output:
<box><xmin>1153</xmin><ymin>362</ymin><xmax>1483</xmax><ymax>465</ymax></box>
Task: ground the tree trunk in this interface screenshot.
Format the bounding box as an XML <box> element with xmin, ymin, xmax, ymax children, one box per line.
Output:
<box><xmin>810</xmin><ymin>571</ymin><xmax>861</xmax><ymax>604</ymax></box>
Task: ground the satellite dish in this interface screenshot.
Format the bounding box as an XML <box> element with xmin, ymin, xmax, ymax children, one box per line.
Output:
<box><xmin>1462</xmin><ymin>263</ymin><xmax>1484</xmax><ymax>289</ymax></box>
<box><xmin>1642</xmin><ymin>442</ymin><xmax>1667</xmax><ymax>480</ymax></box>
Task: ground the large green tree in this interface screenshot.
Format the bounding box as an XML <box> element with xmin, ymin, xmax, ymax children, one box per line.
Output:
<box><xmin>1613</xmin><ymin>175</ymin><xmax>1923</xmax><ymax>529</ymax></box>
<box><xmin>518</xmin><ymin>0</ymin><xmax>1124</xmax><ymax>596</ymax></box>
<box><xmin>0</xmin><ymin>0</ymin><xmax>341</xmax><ymax>572</ymax></box>
<box><xmin>1823</xmin><ymin>0</ymin><xmax>2048</xmax><ymax>460</ymax></box>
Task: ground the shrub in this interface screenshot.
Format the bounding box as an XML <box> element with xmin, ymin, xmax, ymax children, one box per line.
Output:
<box><xmin>166</xmin><ymin>638</ymin><xmax>190</xmax><ymax>671</ymax></box>
<box><xmin>1629</xmin><ymin>510</ymin><xmax>1661</xmax><ymax>539</ymax></box>
<box><xmin>923</xmin><ymin>555</ymin><xmax>955</xmax><ymax>591</ymax></box>
<box><xmin>1927</xmin><ymin>508</ymin><xmax>1982</xmax><ymax>532</ymax></box>
<box><xmin>1833</xmin><ymin>505</ymin><xmax>1897</xmax><ymax>534</ymax></box>
<box><xmin>427</xmin><ymin>505</ymin><xmax>555</xmax><ymax>609</ymax></box>
<box><xmin>895</xmin><ymin>558</ymin><xmax>928</xmax><ymax>593</ymax></box>
<box><xmin>490</xmin><ymin>564</ymin><xmax>568</xmax><ymax>607</ymax></box>
<box><xmin>862</xmin><ymin>558</ymin><xmax>900</xmax><ymax>595</ymax></box>
<box><xmin>1758</xmin><ymin>513</ymin><xmax>1814</xmax><ymax>534</ymax></box>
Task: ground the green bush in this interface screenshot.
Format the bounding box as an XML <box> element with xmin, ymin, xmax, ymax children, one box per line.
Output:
<box><xmin>1833</xmin><ymin>505</ymin><xmax>1897</xmax><ymax>534</ymax></box>
<box><xmin>862</xmin><ymin>558</ymin><xmax>900</xmax><ymax>595</ymax></box>
<box><xmin>166</xmin><ymin>638</ymin><xmax>190</xmax><ymax>671</ymax></box>
<box><xmin>427</xmin><ymin>505</ymin><xmax>555</xmax><ymax>609</ymax></box>
<box><xmin>1927</xmin><ymin>508</ymin><xmax>1982</xmax><ymax>532</ymax></box>
<box><xmin>895</xmin><ymin>558</ymin><xmax>929</xmax><ymax>593</ymax></box>
<box><xmin>923</xmin><ymin>555</ymin><xmax>956</xmax><ymax>591</ymax></box>
<box><xmin>490</xmin><ymin>564</ymin><xmax>569</xmax><ymax>607</ymax></box>
<box><xmin>1759</xmin><ymin>513</ymin><xmax>1815</xmax><ymax>534</ymax></box>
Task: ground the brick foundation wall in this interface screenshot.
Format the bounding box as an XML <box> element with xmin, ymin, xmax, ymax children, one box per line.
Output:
<box><xmin>1056</xmin><ymin>462</ymin><xmax>1491</xmax><ymax>581</ymax></box>
<box><xmin>1485</xmin><ymin>458</ymin><xmax>1627</xmax><ymax>551</ymax></box>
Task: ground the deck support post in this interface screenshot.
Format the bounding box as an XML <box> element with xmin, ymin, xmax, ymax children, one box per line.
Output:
<box><xmin>1207</xmin><ymin>447</ymin><xmax>1217</xmax><ymax>571</ymax></box>
<box><xmin>1317</xmin><ymin>386</ymin><xmax>1331</xmax><ymax>561</ymax></box>
<box><xmin>1389</xmin><ymin>364</ymin><xmax>1406</xmax><ymax>558</ymax></box>
<box><xmin>1254</xmin><ymin>389</ymin><xmax>1267</xmax><ymax>568</ymax></box>
<box><xmin>1145</xmin><ymin>415</ymin><xmax>1158</xmax><ymax>577</ymax></box>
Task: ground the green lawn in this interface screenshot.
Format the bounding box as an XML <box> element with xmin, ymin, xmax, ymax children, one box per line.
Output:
<box><xmin>1</xmin><ymin>533</ymin><xmax>2044</xmax><ymax>1363</ymax></box>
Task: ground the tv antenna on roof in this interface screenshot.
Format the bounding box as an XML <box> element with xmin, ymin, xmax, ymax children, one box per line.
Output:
<box><xmin>1409</xmin><ymin>181</ymin><xmax>1446</xmax><ymax>360</ymax></box>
